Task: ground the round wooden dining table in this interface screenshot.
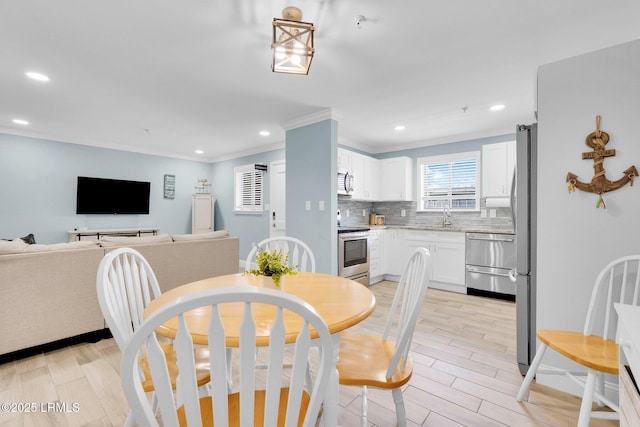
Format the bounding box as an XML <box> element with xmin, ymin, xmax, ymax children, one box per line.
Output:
<box><xmin>143</xmin><ymin>271</ymin><xmax>376</xmax><ymax>426</ymax></box>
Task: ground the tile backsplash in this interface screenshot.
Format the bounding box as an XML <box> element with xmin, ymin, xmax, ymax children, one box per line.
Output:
<box><xmin>337</xmin><ymin>199</ymin><xmax>512</xmax><ymax>231</ymax></box>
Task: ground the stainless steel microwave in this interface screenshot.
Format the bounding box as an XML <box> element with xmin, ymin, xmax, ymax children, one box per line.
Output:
<box><xmin>337</xmin><ymin>169</ymin><xmax>354</xmax><ymax>195</ymax></box>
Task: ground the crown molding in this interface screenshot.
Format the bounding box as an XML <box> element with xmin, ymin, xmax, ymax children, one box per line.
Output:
<box><xmin>282</xmin><ymin>108</ymin><xmax>342</xmax><ymax>131</ymax></box>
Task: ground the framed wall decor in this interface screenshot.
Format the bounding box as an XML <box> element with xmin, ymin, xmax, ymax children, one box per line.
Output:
<box><xmin>163</xmin><ymin>174</ymin><xmax>175</xmax><ymax>199</ymax></box>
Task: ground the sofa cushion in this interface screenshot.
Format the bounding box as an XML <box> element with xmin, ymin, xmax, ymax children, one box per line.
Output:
<box><xmin>22</xmin><ymin>241</ymin><xmax>99</xmax><ymax>252</ymax></box>
<box><xmin>171</xmin><ymin>230</ymin><xmax>230</xmax><ymax>241</ymax></box>
<box><xmin>1</xmin><ymin>233</ymin><xmax>36</xmax><ymax>244</ymax></box>
<box><xmin>0</xmin><ymin>239</ymin><xmax>98</xmax><ymax>254</ymax></box>
<box><xmin>98</xmin><ymin>233</ymin><xmax>173</xmax><ymax>247</ymax></box>
<box><xmin>0</xmin><ymin>239</ymin><xmax>29</xmax><ymax>255</ymax></box>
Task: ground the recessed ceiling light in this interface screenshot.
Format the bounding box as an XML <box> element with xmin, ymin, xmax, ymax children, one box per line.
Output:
<box><xmin>26</xmin><ymin>71</ymin><xmax>50</xmax><ymax>82</ymax></box>
<box><xmin>195</xmin><ymin>149</ymin><xmax>204</xmax><ymax>155</ymax></box>
<box><xmin>12</xmin><ymin>118</ymin><xmax>29</xmax><ymax>125</ymax></box>
<box><xmin>259</xmin><ymin>130</ymin><xmax>270</xmax><ymax>136</ymax></box>
<box><xmin>394</xmin><ymin>125</ymin><xmax>406</xmax><ymax>131</ymax></box>
<box><xmin>490</xmin><ymin>104</ymin><xmax>505</xmax><ymax>111</ymax></box>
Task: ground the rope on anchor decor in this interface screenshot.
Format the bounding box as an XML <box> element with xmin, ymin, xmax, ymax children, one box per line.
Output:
<box><xmin>566</xmin><ymin>115</ymin><xmax>638</xmax><ymax>209</ymax></box>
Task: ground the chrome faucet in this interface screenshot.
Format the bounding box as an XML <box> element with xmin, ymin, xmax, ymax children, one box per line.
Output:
<box><xmin>443</xmin><ymin>204</ymin><xmax>452</xmax><ymax>226</ymax></box>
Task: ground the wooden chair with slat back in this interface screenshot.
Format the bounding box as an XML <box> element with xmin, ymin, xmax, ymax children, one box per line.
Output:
<box><xmin>517</xmin><ymin>255</ymin><xmax>640</xmax><ymax>427</ymax></box>
<box><xmin>97</xmin><ymin>247</ymin><xmax>212</xmax><ymax>427</ymax></box>
<box><xmin>120</xmin><ymin>286</ymin><xmax>334</xmax><ymax>427</ymax></box>
<box><xmin>337</xmin><ymin>247</ymin><xmax>431</xmax><ymax>427</ymax></box>
<box><xmin>245</xmin><ymin>236</ymin><xmax>316</xmax><ymax>274</ymax></box>
<box><xmin>245</xmin><ymin>236</ymin><xmax>316</xmax><ymax>387</ymax></box>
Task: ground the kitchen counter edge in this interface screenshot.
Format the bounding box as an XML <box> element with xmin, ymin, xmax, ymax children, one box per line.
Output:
<box><xmin>366</xmin><ymin>225</ymin><xmax>514</xmax><ymax>234</ymax></box>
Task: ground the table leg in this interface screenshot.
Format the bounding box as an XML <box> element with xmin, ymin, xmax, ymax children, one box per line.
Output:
<box><xmin>321</xmin><ymin>333</ymin><xmax>340</xmax><ymax>426</ymax></box>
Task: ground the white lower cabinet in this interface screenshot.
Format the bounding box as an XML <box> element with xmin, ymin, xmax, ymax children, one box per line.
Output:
<box><xmin>377</xmin><ymin>228</ymin><xmax>466</xmax><ymax>293</ymax></box>
<box><xmin>381</xmin><ymin>229</ymin><xmax>406</xmax><ymax>276</ymax></box>
<box><xmin>368</xmin><ymin>230</ymin><xmax>382</xmax><ymax>283</ymax></box>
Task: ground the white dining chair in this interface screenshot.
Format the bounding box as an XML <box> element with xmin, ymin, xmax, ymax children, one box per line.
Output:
<box><xmin>337</xmin><ymin>247</ymin><xmax>431</xmax><ymax>427</ymax></box>
<box><xmin>245</xmin><ymin>236</ymin><xmax>316</xmax><ymax>273</ymax></box>
<box><xmin>120</xmin><ymin>286</ymin><xmax>335</xmax><ymax>427</ymax></box>
<box><xmin>517</xmin><ymin>255</ymin><xmax>640</xmax><ymax>427</ymax></box>
<box><xmin>245</xmin><ymin>236</ymin><xmax>316</xmax><ymax>386</ymax></box>
<box><xmin>96</xmin><ymin>247</ymin><xmax>211</xmax><ymax>426</ymax></box>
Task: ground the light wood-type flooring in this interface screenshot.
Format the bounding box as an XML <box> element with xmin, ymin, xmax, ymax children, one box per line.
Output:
<box><xmin>0</xmin><ymin>281</ymin><xmax>618</xmax><ymax>426</ymax></box>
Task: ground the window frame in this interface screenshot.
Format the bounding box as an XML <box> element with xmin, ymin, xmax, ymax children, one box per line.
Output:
<box><xmin>416</xmin><ymin>151</ymin><xmax>480</xmax><ymax>212</ymax></box>
<box><xmin>234</xmin><ymin>164</ymin><xmax>264</xmax><ymax>214</ymax></box>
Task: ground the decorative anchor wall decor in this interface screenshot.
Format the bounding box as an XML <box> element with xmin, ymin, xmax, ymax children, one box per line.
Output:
<box><xmin>566</xmin><ymin>115</ymin><xmax>638</xmax><ymax>208</ymax></box>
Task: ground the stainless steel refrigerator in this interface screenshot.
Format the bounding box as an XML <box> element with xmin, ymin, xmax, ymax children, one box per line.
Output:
<box><xmin>510</xmin><ymin>123</ymin><xmax>537</xmax><ymax>376</ymax></box>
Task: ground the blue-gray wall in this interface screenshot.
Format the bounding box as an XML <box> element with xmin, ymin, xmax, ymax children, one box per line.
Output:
<box><xmin>0</xmin><ymin>134</ymin><xmax>211</xmax><ymax>243</ymax></box>
<box><xmin>286</xmin><ymin>119</ymin><xmax>338</xmax><ymax>274</ymax></box>
<box><xmin>210</xmin><ymin>148</ymin><xmax>285</xmax><ymax>262</ymax></box>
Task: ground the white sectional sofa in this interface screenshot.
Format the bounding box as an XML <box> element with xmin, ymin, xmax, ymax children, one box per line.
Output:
<box><xmin>0</xmin><ymin>231</ymin><xmax>239</xmax><ymax>358</ymax></box>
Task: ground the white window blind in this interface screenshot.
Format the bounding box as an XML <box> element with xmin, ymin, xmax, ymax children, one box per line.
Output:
<box><xmin>234</xmin><ymin>164</ymin><xmax>263</xmax><ymax>212</ymax></box>
<box><xmin>417</xmin><ymin>151</ymin><xmax>480</xmax><ymax>211</ymax></box>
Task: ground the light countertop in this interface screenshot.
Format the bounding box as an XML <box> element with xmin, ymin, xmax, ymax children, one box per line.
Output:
<box><xmin>366</xmin><ymin>225</ymin><xmax>514</xmax><ymax>234</ymax></box>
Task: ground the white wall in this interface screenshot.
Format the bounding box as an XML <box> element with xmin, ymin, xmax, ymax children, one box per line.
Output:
<box><xmin>536</xmin><ymin>39</ymin><xmax>640</xmax><ymax>394</ymax></box>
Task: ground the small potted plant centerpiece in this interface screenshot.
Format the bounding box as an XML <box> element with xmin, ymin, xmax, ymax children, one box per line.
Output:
<box><xmin>247</xmin><ymin>247</ymin><xmax>297</xmax><ymax>288</ymax></box>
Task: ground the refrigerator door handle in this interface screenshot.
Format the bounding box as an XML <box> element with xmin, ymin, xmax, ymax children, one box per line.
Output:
<box><xmin>510</xmin><ymin>167</ymin><xmax>516</xmax><ymax>228</ymax></box>
<box><xmin>508</xmin><ymin>268</ymin><xmax>516</xmax><ymax>282</ymax></box>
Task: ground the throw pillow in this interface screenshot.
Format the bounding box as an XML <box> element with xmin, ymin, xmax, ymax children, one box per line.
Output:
<box><xmin>20</xmin><ymin>233</ymin><xmax>36</xmax><ymax>244</ymax></box>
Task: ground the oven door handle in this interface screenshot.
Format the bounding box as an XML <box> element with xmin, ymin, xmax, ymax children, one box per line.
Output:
<box><xmin>467</xmin><ymin>236</ymin><xmax>515</xmax><ymax>243</ymax></box>
<box><xmin>466</xmin><ymin>266</ymin><xmax>512</xmax><ymax>277</ymax></box>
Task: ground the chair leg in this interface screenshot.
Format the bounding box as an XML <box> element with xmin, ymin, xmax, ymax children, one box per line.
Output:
<box><xmin>595</xmin><ymin>371</ymin><xmax>605</xmax><ymax>406</ymax></box>
<box><xmin>516</xmin><ymin>343</ymin><xmax>548</xmax><ymax>402</ymax></box>
<box><xmin>124</xmin><ymin>411</ymin><xmax>135</xmax><ymax>427</ymax></box>
<box><xmin>305</xmin><ymin>359</ymin><xmax>313</xmax><ymax>392</ymax></box>
<box><xmin>578</xmin><ymin>370</ymin><xmax>596</xmax><ymax>427</ymax></box>
<box><xmin>360</xmin><ymin>386</ymin><xmax>368</xmax><ymax>427</ymax></box>
<box><xmin>227</xmin><ymin>347</ymin><xmax>234</xmax><ymax>393</ymax></box>
<box><xmin>151</xmin><ymin>391</ymin><xmax>159</xmax><ymax>413</ymax></box>
<box><xmin>392</xmin><ymin>387</ymin><xmax>408</xmax><ymax>427</ymax></box>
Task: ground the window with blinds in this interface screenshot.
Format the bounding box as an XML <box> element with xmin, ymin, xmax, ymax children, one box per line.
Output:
<box><xmin>234</xmin><ymin>164</ymin><xmax>263</xmax><ymax>212</ymax></box>
<box><xmin>417</xmin><ymin>151</ymin><xmax>480</xmax><ymax>211</ymax></box>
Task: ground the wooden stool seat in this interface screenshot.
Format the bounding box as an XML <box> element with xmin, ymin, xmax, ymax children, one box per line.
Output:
<box><xmin>337</xmin><ymin>330</ymin><xmax>412</xmax><ymax>389</ymax></box>
<box><xmin>537</xmin><ymin>329</ymin><xmax>619</xmax><ymax>375</ymax></box>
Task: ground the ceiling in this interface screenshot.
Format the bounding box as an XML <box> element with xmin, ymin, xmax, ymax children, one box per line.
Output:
<box><xmin>2</xmin><ymin>1</ymin><xmax>639</xmax><ymax>162</ymax></box>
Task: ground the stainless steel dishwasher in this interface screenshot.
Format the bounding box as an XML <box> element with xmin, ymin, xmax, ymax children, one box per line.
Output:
<box><xmin>465</xmin><ymin>232</ymin><xmax>516</xmax><ymax>298</ymax></box>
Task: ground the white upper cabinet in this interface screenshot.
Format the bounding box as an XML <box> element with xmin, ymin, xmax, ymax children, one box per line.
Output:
<box><xmin>338</xmin><ymin>148</ymin><xmax>411</xmax><ymax>201</ymax></box>
<box><xmin>351</xmin><ymin>152</ymin><xmax>381</xmax><ymax>201</ymax></box>
<box><xmin>364</xmin><ymin>155</ymin><xmax>381</xmax><ymax>200</ymax></box>
<box><xmin>350</xmin><ymin>152</ymin><xmax>366</xmax><ymax>199</ymax></box>
<box><xmin>381</xmin><ymin>156</ymin><xmax>413</xmax><ymax>201</ymax></box>
<box><xmin>337</xmin><ymin>148</ymin><xmax>352</xmax><ymax>170</ymax></box>
<box><xmin>482</xmin><ymin>141</ymin><xmax>516</xmax><ymax>198</ymax></box>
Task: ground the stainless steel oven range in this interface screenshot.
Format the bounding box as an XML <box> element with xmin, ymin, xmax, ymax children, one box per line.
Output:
<box><xmin>338</xmin><ymin>227</ymin><xmax>370</xmax><ymax>286</ymax></box>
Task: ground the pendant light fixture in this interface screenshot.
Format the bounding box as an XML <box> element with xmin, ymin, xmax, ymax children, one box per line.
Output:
<box><xmin>272</xmin><ymin>7</ymin><xmax>314</xmax><ymax>75</ymax></box>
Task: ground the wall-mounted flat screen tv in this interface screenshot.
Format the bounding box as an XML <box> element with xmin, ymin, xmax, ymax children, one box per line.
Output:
<box><xmin>76</xmin><ymin>176</ymin><xmax>151</xmax><ymax>214</ymax></box>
